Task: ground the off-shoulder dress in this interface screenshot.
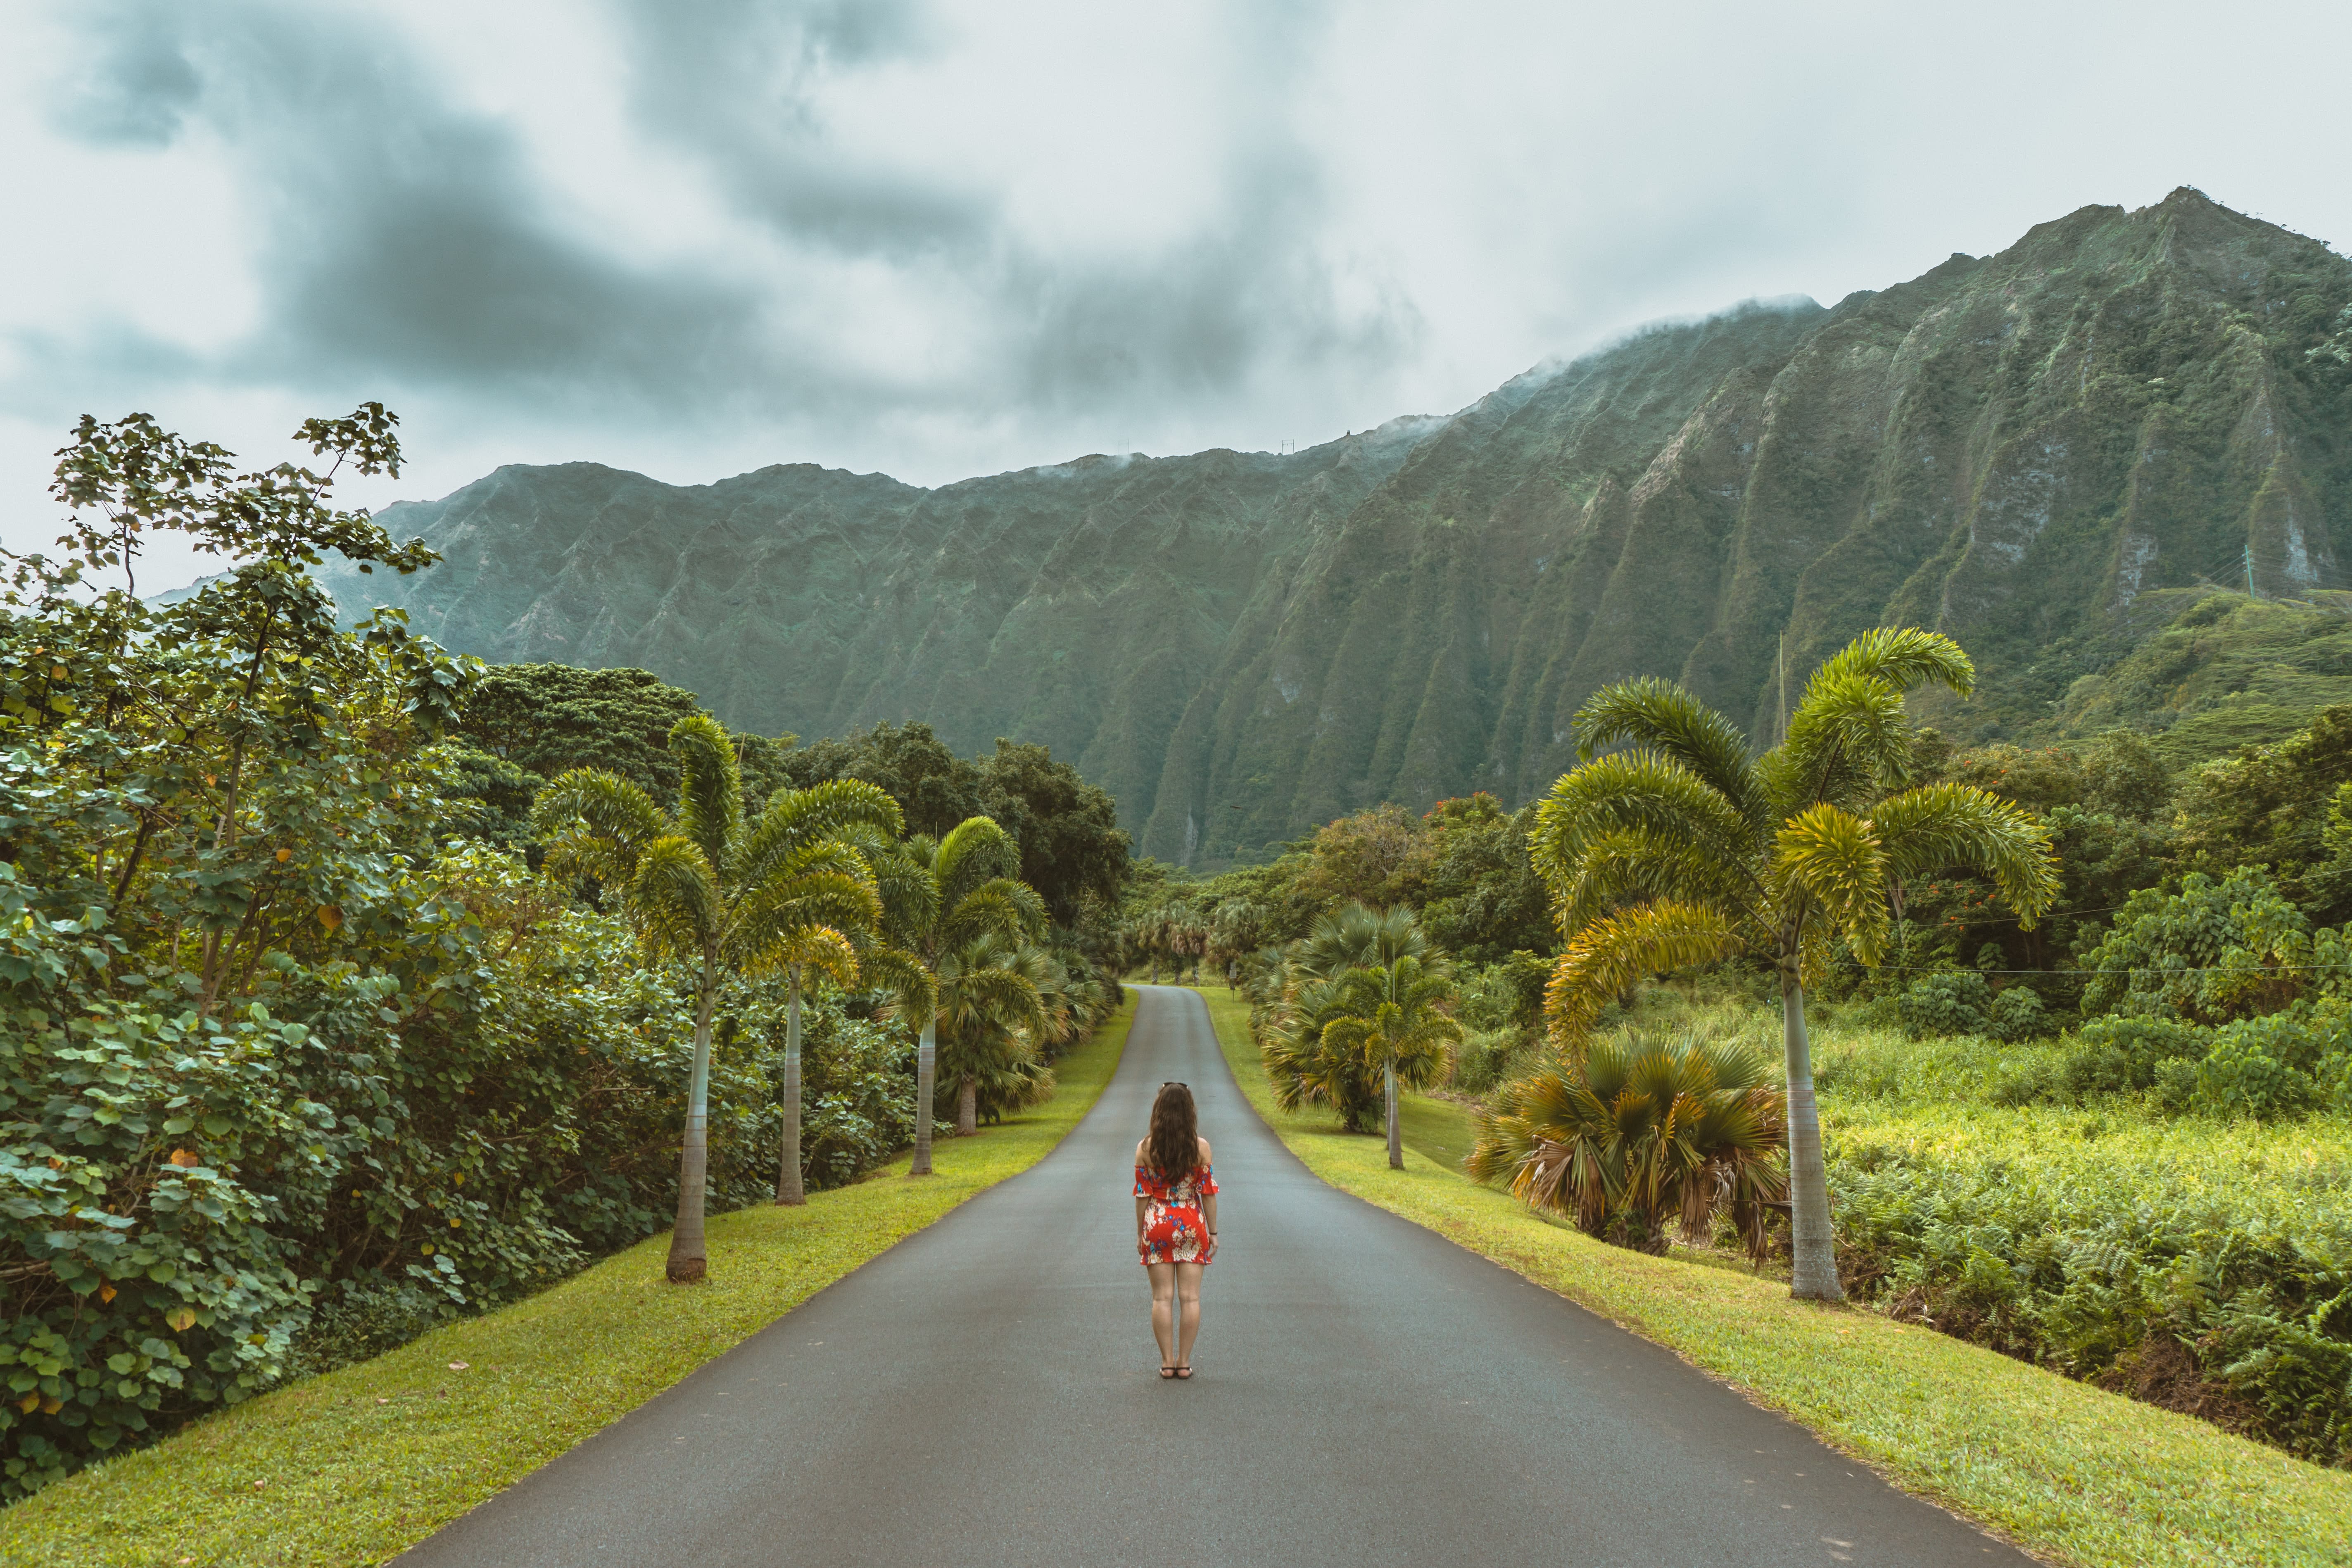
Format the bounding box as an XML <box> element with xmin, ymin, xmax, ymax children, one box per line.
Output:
<box><xmin>1133</xmin><ymin>1162</ymin><xmax>1219</xmax><ymax>1266</ymax></box>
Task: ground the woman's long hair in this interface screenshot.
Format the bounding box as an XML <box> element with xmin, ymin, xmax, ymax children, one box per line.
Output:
<box><xmin>1146</xmin><ymin>1083</ymin><xmax>1199</xmax><ymax>1178</ymax></box>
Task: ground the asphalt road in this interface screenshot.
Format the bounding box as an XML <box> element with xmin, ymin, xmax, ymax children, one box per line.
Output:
<box><xmin>399</xmin><ymin>985</ymin><xmax>2028</xmax><ymax>1568</ymax></box>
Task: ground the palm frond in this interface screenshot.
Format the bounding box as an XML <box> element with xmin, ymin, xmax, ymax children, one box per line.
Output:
<box><xmin>1573</xmin><ymin>676</ymin><xmax>1768</xmax><ymax>827</ymax></box>
<box><xmin>1873</xmin><ymin>781</ymin><xmax>2061</xmax><ymax>928</ymax></box>
<box><xmin>1774</xmin><ymin>668</ymin><xmax>1911</xmax><ymax>807</ymax></box>
<box><xmin>532</xmin><ymin>767</ymin><xmax>666</xmax><ymax>881</ymax></box>
<box><xmin>624</xmin><ymin>835</ymin><xmax>724</xmax><ymax>959</ymax></box>
<box><xmin>1532</xmin><ymin>750</ymin><xmax>1758</xmax><ymax>900</ymax></box>
<box><xmin>1803</xmin><ymin>626</ymin><xmax>1974</xmax><ymax>698</ymax></box>
<box><xmin>728</xmin><ymin>868</ymin><xmax>884</xmax><ymax>970</ymax></box>
<box><xmin>1772</xmin><ymin>803</ymin><xmax>1892</xmax><ymax>962</ymax></box>
<box><xmin>668</xmin><ymin>715</ymin><xmax>744</xmax><ymax>872</ymax></box>
<box><xmin>1775</xmin><ymin>628</ymin><xmax>1972</xmax><ymax>808</ymax></box>
<box><xmin>1546</xmin><ymin>900</ymin><xmax>1744</xmax><ymax>1045</ymax></box>
<box><xmin>737</xmin><ymin>778</ymin><xmax>903</xmax><ymax>889</ymax></box>
<box><xmin>932</xmin><ymin>815</ymin><xmax>1022</xmax><ymax>912</ymax></box>
<box><xmin>944</xmin><ymin>877</ymin><xmax>1047</xmax><ymax>945</ymax></box>
<box><xmin>859</xmin><ymin>944</ymin><xmax>940</xmax><ymax>1025</ymax></box>
<box><xmin>776</xmin><ymin>925</ymin><xmax>861</xmax><ymax>990</ymax></box>
<box><xmin>1551</xmin><ymin>825</ymin><xmax>1762</xmax><ymax>936</ymax></box>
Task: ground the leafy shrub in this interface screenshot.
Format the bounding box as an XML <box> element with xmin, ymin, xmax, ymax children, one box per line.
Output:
<box><xmin>2063</xmin><ymin>1014</ymin><xmax>2208</xmax><ymax>1092</ymax></box>
<box><xmin>1893</xmin><ymin>969</ymin><xmax>1994</xmax><ymax>1038</ymax></box>
<box><xmin>1886</xmin><ymin>967</ymin><xmax>2048</xmax><ymax>1044</ymax></box>
<box><xmin>1828</xmin><ymin>1102</ymin><xmax>2352</xmax><ymax>1465</ymax></box>
<box><xmin>2077</xmin><ymin>867</ymin><xmax>2312</xmax><ymax>1023</ymax></box>
<box><xmin>1989</xmin><ymin>985</ymin><xmax>2047</xmax><ymax>1042</ymax></box>
<box><xmin>1449</xmin><ymin>1027</ymin><xmax>1538</xmax><ymax>1095</ymax></box>
<box><xmin>790</xmin><ymin>1012</ymin><xmax>916</xmax><ymax>1190</ymax></box>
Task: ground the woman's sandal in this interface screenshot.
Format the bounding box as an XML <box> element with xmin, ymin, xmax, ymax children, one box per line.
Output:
<box><xmin>1159</xmin><ymin>1366</ymin><xmax>1177</xmax><ymax>1379</ymax></box>
<box><xmin>1173</xmin><ymin>1366</ymin><xmax>1194</xmax><ymax>1380</ymax></box>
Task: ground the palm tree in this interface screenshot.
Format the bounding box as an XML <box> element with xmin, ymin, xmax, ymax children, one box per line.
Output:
<box><xmin>756</xmin><ymin>780</ymin><xmax>927</xmax><ymax>1206</ymax></box>
<box><xmin>1322</xmin><ymin>954</ymin><xmax>1462</xmax><ymax>1168</ymax></box>
<box><xmin>873</xmin><ymin>817</ymin><xmax>1045</xmax><ymax>1174</ymax></box>
<box><xmin>1262</xmin><ymin>904</ymin><xmax>1448</xmax><ymax>1136</ymax></box>
<box><xmin>1293</xmin><ymin>900</ymin><xmax>1426</xmax><ymax>979</ymax></box>
<box><xmin>1471</xmin><ymin>1027</ymin><xmax>1786</xmax><ymax>1259</ymax></box>
<box><xmin>1525</xmin><ymin>628</ymin><xmax>2058</xmax><ymax>1300</ymax></box>
<box><xmin>932</xmin><ymin>933</ymin><xmax>1048</xmax><ymax>1134</ymax></box>
<box><xmin>535</xmin><ymin>715</ymin><xmax>892</xmax><ymax>1282</ymax></box>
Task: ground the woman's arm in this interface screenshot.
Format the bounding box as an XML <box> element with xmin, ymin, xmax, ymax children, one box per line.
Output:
<box><xmin>1135</xmin><ymin>1139</ymin><xmax>1150</xmax><ymax>1243</ymax></box>
<box><xmin>1198</xmin><ymin>1135</ymin><xmax>1218</xmax><ymax>1238</ymax></box>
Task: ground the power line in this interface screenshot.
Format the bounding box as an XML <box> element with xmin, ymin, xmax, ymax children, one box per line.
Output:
<box><xmin>1861</xmin><ymin>960</ymin><xmax>2352</xmax><ymax>977</ymax></box>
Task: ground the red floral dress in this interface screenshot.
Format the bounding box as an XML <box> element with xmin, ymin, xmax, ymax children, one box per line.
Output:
<box><xmin>1134</xmin><ymin>1161</ymin><xmax>1219</xmax><ymax>1266</ymax></box>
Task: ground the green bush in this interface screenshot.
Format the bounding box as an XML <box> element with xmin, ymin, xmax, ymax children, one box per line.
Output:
<box><xmin>2063</xmin><ymin>1014</ymin><xmax>2208</xmax><ymax>1092</ymax></box>
<box><xmin>2077</xmin><ymin>867</ymin><xmax>2312</xmax><ymax>1024</ymax></box>
<box><xmin>1828</xmin><ymin>1103</ymin><xmax>2352</xmax><ymax>1466</ymax></box>
<box><xmin>1893</xmin><ymin>968</ymin><xmax>1995</xmax><ymax>1037</ymax></box>
<box><xmin>1889</xmin><ymin>968</ymin><xmax>2050</xmax><ymax>1043</ymax></box>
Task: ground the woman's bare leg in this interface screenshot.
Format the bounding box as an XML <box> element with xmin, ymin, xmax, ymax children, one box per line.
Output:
<box><xmin>1147</xmin><ymin>1262</ymin><xmax>1176</xmax><ymax>1367</ymax></box>
<box><xmin>1174</xmin><ymin>1262</ymin><xmax>1204</xmax><ymax>1368</ymax></box>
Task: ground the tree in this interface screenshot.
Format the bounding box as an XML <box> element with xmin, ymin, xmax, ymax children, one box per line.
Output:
<box><xmin>1260</xmin><ymin>904</ymin><xmax>1443</xmax><ymax>1135</ymax></box>
<box><xmin>1470</xmin><ymin>1029</ymin><xmax>1786</xmax><ymax>1259</ymax></box>
<box><xmin>534</xmin><ymin>718</ymin><xmax>894</xmax><ymax>1281</ymax></box>
<box><xmin>782</xmin><ymin>722</ymin><xmax>1134</xmax><ymax>930</ymax></box>
<box><xmin>755</xmin><ymin>782</ymin><xmax>924</xmax><ymax>1207</ymax></box>
<box><xmin>931</xmin><ymin>934</ymin><xmax>1048</xmax><ymax>1135</ymax></box>
<box><xmin>1321</xmin><ymin>954</ymin><xmax>1461</xmax><ymax>1168</ymax></box>
<box><xmin>871</xmin><ymin>818</ymin><xmax>1045</xmax><ymax>1174</ymax></box>
<box><xmin>1523</xmin><ymin>629</ymin><xmax>2059</xmax><ymax>1300</ymax></box>
<box><xmin>973</xmin><ymin>738</ymin><xmax>1132</xmax><ymax>925</ymax></box>
<box><xmin>452</xmin><ymin>664</ymin><xmax>705</xmax><ymax>801</ymax></box>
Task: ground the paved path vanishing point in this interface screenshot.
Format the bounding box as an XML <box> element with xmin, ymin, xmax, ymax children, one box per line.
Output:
<box><xmin>400</xmin><ymin>985</ymin><xmax>2030</xmax><ymax>1568</ymax></box>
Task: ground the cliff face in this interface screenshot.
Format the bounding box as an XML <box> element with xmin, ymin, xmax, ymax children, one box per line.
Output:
<box><xmin>324</xmin><ymin>190</ymin><xmax>2352</xmax><ymax>866</ymax></box>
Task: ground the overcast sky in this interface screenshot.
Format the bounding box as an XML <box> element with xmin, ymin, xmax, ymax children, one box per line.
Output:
<box><xmin>3</xmin><ymin>0</ymin><xmax>2347</xmax><ymax>588</ymax></box>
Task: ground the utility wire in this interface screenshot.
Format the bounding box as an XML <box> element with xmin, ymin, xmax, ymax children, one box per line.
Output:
<box><xmin>1863</xmin><ymin>961</ymin><xmax>2352</xmax><ymax>977</ymax></box>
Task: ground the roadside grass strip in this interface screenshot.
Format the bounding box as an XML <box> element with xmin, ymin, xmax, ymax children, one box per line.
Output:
<box><xmin>1187</xmin><ymin>986</ymin><xmax>2352</xmax><ymax>1568</ymax></box>
<box><xmin>0</xmin><ymin>999</ymin><xmax>1135</xmax><ymax>1568</ymax></box>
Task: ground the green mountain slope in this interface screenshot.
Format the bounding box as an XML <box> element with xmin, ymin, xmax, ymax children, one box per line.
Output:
<box><xmin>321</xmin><ymin>189</ymin><xmax>2352</xmax><ymax>867</ymax></box>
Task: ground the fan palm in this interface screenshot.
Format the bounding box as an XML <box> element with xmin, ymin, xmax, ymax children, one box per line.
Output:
<box><xmin>535</xmin><ymin>716</ymin><xmax>895</xmax><ymax>1283</ymax></box>
<box><xmin>1321</xmin><ymin>954</ymin><xmax>1462</xmax><ymax>1168</ymax></box>
<box><xmin>1471</xmin><ymin>1028</ymin><xmax>1787</xmax><ymax>1259</ymax></box>
<box><xmin>1263</xmin><ymin>905</ymin><xmax>1452</xmax><ymax>1138</ymax></box>
<box><xmin>932</xmin><ymin>933</ymin><xmax>1049</xmax><ymax>1133</ymax></box>
<box><xmin>1294</xmin><ymin>900</ymin><xmax>1428</xmax><ymax>980</ymax></box>
<box><xmin>1525</xmin><ymin>628</ymin><xmax>2058</xmax><ymax>1299</ymax></box>
<box><xmin>870</xmin><ymin>817</ymin><xmax>1045</xmax><ymax>1173</ymax></box>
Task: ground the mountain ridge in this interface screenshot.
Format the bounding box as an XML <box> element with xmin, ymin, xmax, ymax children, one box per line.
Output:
<box><xmin>321</xmin><ymin>188</ymin><xmax>2352</xmax><ymax>867</ymax></box>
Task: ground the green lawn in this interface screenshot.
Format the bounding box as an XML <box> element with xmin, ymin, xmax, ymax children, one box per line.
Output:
<box><xmin>0</xmin><ymin>999</ymin><xmax>1135</xmax><ymax>1568</ymax></box>
<box><xmin>1189</xmin><ymin>985</ymin><xmax>2352</xmax><ymax>1568</ymax></box>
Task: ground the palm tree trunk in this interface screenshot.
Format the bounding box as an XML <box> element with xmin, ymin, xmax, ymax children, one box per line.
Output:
<box><xmin>911</xmin><ymin>1017</ymin><xmax>937</xmax><ymax>1176</ymax></box>
<box><xmin>774</xmin><ymin>963</ymin><xmax>806</xmax><ymax>1206</ymax></box>
<box><xmin>1385</xmin><ymin>1058</ymin><xmax>1402</xmax><ymax>1169</ymax></box>
<box><xmin>667</xmin><ymin>961</ymin><xmax>718</xmax><ymax>1283</ymax></box>
<box><xmin>957</xmin><ymin>1074</ymin><xmax>978</xmax><ymax>1136</ymax></box>
<box><xmin>1779</xmin><ymin>963</ymin><xmax>1843</xmax><ymax>1302</ymax></box>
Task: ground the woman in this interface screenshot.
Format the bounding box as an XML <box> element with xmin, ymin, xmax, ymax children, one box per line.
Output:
<box><xmin>1134</xmin><ymin>1081</ymin><xmax>1218</xmax><ymax>1380</ymax></box>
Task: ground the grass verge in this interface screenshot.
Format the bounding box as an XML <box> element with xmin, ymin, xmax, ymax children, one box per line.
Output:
<box><xmin>0</xmin><ymin>999</ymin><xmax>1135</xmax><ymax>1568</ymax></box>
<box><xmin>1187</xmin><ymin>984</ymin><xmax>2352</xmax><ymax>1568</ymax></box>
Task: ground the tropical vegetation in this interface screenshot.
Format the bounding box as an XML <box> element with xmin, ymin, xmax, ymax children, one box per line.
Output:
<box><xmin>1128</xmin><ymin>623</ymin><xmax>2352</xmax><ymax>1468</ymax></box>
<box><xmin>1516</xmin><ymin>630</ymin><xmax>2062</xmax><ymax>1300</ymax></box>
<box><xmin>0</xmin><ymin>408</ymin><xmax>1126</xmax><ymax>1498</ymax></box>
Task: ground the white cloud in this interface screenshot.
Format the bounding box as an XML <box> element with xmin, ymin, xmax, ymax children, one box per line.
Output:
<box><xmin>1</xmin><ymin>0</ymin><xmax>2346</xmax><ymax>587</ymax></box>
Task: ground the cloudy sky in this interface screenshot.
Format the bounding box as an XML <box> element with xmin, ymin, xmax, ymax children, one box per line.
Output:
<box><xmin>3</xmin><ymin>0</ymin><xmax>2347</xmax><ymax>587</ymax></box>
